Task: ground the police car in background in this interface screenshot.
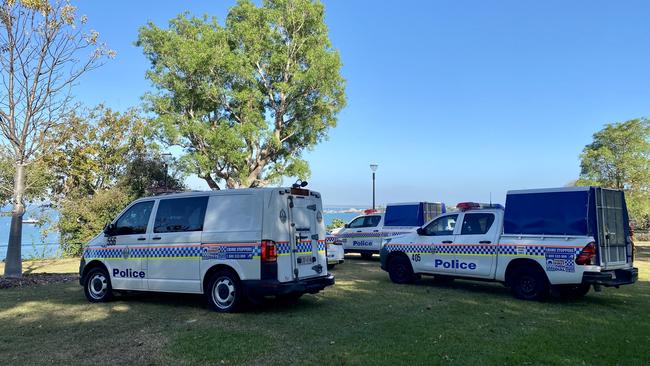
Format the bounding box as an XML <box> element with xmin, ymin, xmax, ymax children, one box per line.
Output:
<box><xmin>337</xmin><ymin>202</ymin><xmax>445</xmax><ymax>259</ymax></box>
<box><xmin>381</xmin><ymin>187</ymin><xmax>638</xmax><ymax>300</ymax></box>
<box><xmin>79</xmin><ymin>184</ymin><xmax>334</xmax><ymax>312</ymax></box>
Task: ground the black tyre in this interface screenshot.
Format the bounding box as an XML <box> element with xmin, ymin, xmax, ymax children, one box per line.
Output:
<box><xmin>557</xmin><ymin>283</ymin><xmax>591</xmax><ymax>299</ymax></box>
<box><xmin>387</xmin><ymin>255</ymin><xmax>416</xmax><ymax>284</ymax></box>
<box><xmin>510</xmin><ymin>266</ymin><xmax>550</xmax><ymax>301</ymax></box>
<box><xmin>206</xmin><ymin>270</ymin><xmax>244</xmax><ymax>313</ymax></box>
<box><xmin>327</xmin><ymin>263</ymin><xmax>336</xmax><ymax>270</ymax></box>
<box><xmin>83</xmin><ymin>267</ymin><xmax>114</xmax><ymax>303</ymax></box>
<box><xmin>360</xmin><ymin>252</ymin><xmax>373</xmax><ymax>260</ymax></box>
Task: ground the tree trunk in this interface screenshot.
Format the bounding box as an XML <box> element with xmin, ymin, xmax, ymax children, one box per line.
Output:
<box><xmin>4</xmin><ymin>163</ymin><xmax>26</xmax><ymax>278</ymax></box>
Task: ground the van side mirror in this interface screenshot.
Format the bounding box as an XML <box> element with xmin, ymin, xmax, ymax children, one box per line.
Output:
<box><xmin>103</xmin><ymin>223</ymin><xmax>116</xmax><ymax>236</ymax></box>
<box><xmin>416</xmin><ymin>227</ymin><xmax>425</xmax><ymax>236</ymax></box>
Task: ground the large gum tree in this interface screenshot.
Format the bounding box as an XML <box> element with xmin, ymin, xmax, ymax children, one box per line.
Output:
<box><xmin>0</xmin><ymin>0</ymin><xmax>111</xmax><ymax>277</ymax></box>
<box><xmin>138</xmin><ymin>0</ymin><xmax>346</xmax><ymax>189</ymax></box>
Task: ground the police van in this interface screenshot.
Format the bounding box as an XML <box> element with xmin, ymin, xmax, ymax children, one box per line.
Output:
<box><xmin>380</xmin><ymin>187</ymin><xmax>638</xmax><ymax>300</ymax></box>
<box><xmin>79</xmin><ymin>186</ymin><xmax>335</xmax><ymax>312</ymax></box>
<box><xmin>337</xmin><ymin>202</ymin><xmax>445</xmax><ymax>259</ymax></box>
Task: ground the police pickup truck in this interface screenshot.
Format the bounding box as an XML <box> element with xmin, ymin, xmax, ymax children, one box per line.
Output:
<box><xmin>380</xmin><ymin>187</ymin><xmax>638</xmax><ymax>300</ymax></box>
<box><xmin>79</xmin><ymin>185</ymin><xmax>334</xmax><ymax>312</ymax></box>
<box><xmin>337</xmin><ymin>202</ymin><xmax>445</xmax><ymax>259</ymax></box>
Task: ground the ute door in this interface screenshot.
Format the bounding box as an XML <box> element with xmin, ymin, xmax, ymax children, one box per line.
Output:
<box><xmin>341</xmin><ymin>215</ymin><xmax>382</xmax><ymax>252</ymax></box>
<box><xmin>452</xmin><ymin>212</ymin><xmax>499</xmax><ymax>278</ymax></box>
<box><xmin>417</xmin><ymin>214</ymin><xmax>459</xmax><ymax>275</ymax></box>
<box><xmin>288</xmin><ymin>194</ymin><xmax>326</xmax><ymax>279</ymax></box>
<box><xmin>105</xmin><ymin>200</ymin><xmax>154</xmax><ymax>291</ymax></box>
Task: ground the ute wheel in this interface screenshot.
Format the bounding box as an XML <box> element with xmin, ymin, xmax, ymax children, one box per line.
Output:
<box><xmin>206</xmin><ymin>270</ymin><xmax>244</xmax><ymax>313</ymax></box>
<box><xmin>83</xmin><ymin>267</ymin><xmax>114</xmax><ymax>303</ymax></box>
<box><xmin>360</xmin><ymin>252</ymin><xmax>373</xmax><ymax>260</ymax></box>
<box><xmin>557</xmin><ymin>283</ymin><xmax>591</xmax><ymax>299</ymax></box>
<box><xmin>388</xmin><ymin>255</ymin><xmax>417</xmax><ymax>284</ymax></box>
<box><xmin>510</xmin><ymin>266</ymin><xmax>550</xmax><ymax>301</ymax></box>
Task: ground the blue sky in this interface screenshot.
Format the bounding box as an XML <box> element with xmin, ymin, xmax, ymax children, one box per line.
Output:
<box><xmin>71</xmin><ymin>0</ymin><xmax>650</xmax><ymax>207</ymax></box>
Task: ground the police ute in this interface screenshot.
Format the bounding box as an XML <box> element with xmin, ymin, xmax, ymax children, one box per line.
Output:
<box><xmin>79</xmin><ymin>184</ymin><xmax>334</xmax><ymax>312</ymax></box>
<box><xmin>337</xmin><ymin>202</ymin><xmax>445</xmax><ymax>259</ymax></box>
<box><xmin>380</xmin><ymin>187</ymin><xmax>638</xmax><ymax>300</ymax></box>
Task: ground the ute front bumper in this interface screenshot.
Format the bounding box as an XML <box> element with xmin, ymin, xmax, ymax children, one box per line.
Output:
<box><xmin>582</xmin><ymin>267</ymin><xmax>638</xmax><ymax>287</ymax></box>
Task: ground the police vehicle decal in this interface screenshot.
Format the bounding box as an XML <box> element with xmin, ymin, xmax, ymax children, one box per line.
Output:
<box><xmin>383</xmin><ymin>243</ymin><xmax>583</xmax><ymax>258</ymax></box>
<box><xmin>336</xmin><ymin>231</ymin><xmax>411</xmax><ymax>239</ymax></box>
<box><xmin>84</xmin><ymin>243</ymin><xmax>262</xmax><ymax>260</ymax></box>
<box><xmin>276</xmin><ymin>240</ymin><xmax>327</xmax><ymax>256</ymax></box>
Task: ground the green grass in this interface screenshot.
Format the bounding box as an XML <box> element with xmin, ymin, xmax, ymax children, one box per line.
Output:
<box><xmin>1</xmin><ymin>251</ymin><xmax>650</xmax><ymax>365</ymax></box>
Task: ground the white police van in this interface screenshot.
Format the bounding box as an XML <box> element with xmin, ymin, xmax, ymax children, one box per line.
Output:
<box><xmin>381</xmin><ymin>187</ymin><xmax>638</xmax><ymax>300</ymax></box>
<box><xmin>79</xmin><ymin>186</ymin><xmax>334</xmax><ymax>312</ymax></box>
<box><xmin>337</xmin><ymin>202</ymin><xmax>445</xmax><ymax>259</ymax></box>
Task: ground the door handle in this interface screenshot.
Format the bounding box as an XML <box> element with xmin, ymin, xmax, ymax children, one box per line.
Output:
<box><xmin>442</xmin><ymin>240</ymin><xmax>453</xmax><ymax>244</ymax></box>
<box><xmin>373</xmin><ymin>230</ymin><xmax>379</xmax><ymax>232</ymax></box>
<box><xmin>137</xmin><ymin>237</ymin><xmax>146</xmax><ymax>241</ymax></box>
<box><xmin>479</xmin><ymin>240</ymin><xmax>492</xmax><ymax>244</ymax></box>
<box><xmin>152</xmin><ymin>237</ymin><xmax>162</xmax><ymax>241</ymax></box>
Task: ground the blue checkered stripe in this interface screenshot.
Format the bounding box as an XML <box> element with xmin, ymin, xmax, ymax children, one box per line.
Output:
<box><xmin>499</xmin><ymin>245</ymin><xmax>545</xmax><ymax>257</ymax></box>
<box><xmin>147</xmin><ymin>246</ymin><xmax>203</xmax><ymax>258</ymax></box>
<box><xmin>84</xmin><ymin>248</ymin><xmax>123</xmax><ymax>259</ymax></box>
<box><xmin>318</xmin><ymin>241</ymin><xmax>326</xmax><ymax>252</ymax></box>
<box><xmin>296</xmin><ymin>241</ymin><xmax>313</xmax><ymax>253</ymax></box>
<box><xmin>384</xmin><ymin>244</ymin><xmax>431</xmax><ymax>254</ymax></box>
<box><xmin>338</xmin><ymin>231</ymin><xmax>411</xmax><ymax>238</ymax></box>
<box><xmin>436</xmin><ymin>245</ymin><xmax>497</xmax><ymax>256</ymax></box>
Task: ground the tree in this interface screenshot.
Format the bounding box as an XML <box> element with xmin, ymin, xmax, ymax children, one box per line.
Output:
<box><xmin>48</xmin><ymin>106</ymin><xmax>186</xmax><ymax>255</ymax></box>
<box><xmin>577</xmin><ymin>118</ymin><xmax>650</xmax><ymax>228</ymax></box>
<box><xmin>326</xmin><ymin>218</ymin><xmax>346</xmax><ymax>231</ymax></box>
<box><xmin>0</xmin><ymin>0</ymin><xmax>112</xmax><ymax>277</ymax></box>
<box><xmin>137</xmin><ymin>0</ymin><xmax>345</xmax><ymax>190</ymax></box>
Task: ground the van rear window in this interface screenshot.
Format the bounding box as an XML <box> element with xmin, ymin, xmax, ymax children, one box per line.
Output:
<box><xmin>154</xmin><ymin>196</ymin><xmax>209</xmax><ymax>233</ymax></box>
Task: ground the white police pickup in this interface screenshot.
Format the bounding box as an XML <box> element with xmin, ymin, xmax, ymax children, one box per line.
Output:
<box><xmin>337</xmin><ymin>202</ymin><xmax>445</xmax><ymax>259</ymax></box>
<box><xmin>380</xmin><ymin>187</ymin><xmax>638</xmax><ymax>300</ymax></box>
<box><xmin>79</xmin><ymin>185</ymin><xmax>334</xmax><ymax>312</ymax></box>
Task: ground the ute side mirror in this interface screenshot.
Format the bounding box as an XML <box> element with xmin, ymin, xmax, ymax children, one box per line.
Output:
<box><xmin>344</xmin><ymin>224</ymin><xmax>350</xmax><ymax>228</ymax></box>
<box><xmin>103</xmin><ymin>223</ymin><xmax>116</xmax><ymax>236</ymax></box>
<box><xmin>416</xmin><ymin>227</ymin><xmax>425</xmax><ymax>236</ymax></box>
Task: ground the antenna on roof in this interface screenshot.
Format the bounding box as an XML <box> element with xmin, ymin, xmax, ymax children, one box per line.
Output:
<box><xmin>489</xmin><ymin>192</ymin><xmax>492</xmax><ymax>206</ymax></box>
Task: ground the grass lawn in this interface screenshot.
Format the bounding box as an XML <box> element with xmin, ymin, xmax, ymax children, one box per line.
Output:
<box><xmin>1</xmin><ymin>248</ymin><xmax>649</xmax><ymax>365</ymax></box>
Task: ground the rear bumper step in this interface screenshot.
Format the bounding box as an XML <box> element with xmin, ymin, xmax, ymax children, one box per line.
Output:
<box><xmin>243</xmin><ymin>274</ymin><xmax>335</xmax><ymax>297</ymax></box>
<box><xmin>582</xmin><ymin>267</ymin><xmax>638</xmax><ymax>287</ymax></box>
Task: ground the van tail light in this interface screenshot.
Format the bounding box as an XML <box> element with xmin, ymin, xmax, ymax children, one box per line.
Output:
<box><xmin>261</xmin><ymin>240</ymin><xmax>277</xmax><ymax>262</ymax></box>
<box><xmin>575</xmin><ymin>241</ymin><xmax>596</xmax><ymax>265</ymax></box>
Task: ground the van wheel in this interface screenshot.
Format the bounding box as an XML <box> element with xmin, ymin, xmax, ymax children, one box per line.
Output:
<box><xmin>83</xmin><ymin>267</ymin><xmax>114</xmax><ymax>303</ymax></box>
<box><xmin>388</xmin><ymin>255</ymin><xmax>416</xmax><ymax>284</ymax></box>
<box><xmin>206</xmin><ymin>270</ymin><xmax>244</xmax><ymax>313</ymax></box>
<box><xmin>360</xmin><ymin>252</ymin><xmax>373</xmax><ymax>260</ymax></box>
<box><xmin>510</xmin><ymin>266</ymin><xmax>549</xmax><ymax>301</ymax></box>
<box><xmin>557</xmin><ymin>283</ymin><xmax>591</xmax><ymax>299</ymax></box>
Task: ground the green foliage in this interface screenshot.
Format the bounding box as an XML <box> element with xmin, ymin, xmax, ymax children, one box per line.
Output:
<box><xmin>326</xmin><ymin>218</ymin><xmax>346</xmax><ymax>231</ymax></box>
<box><xmin>137</xmin><ymin>0</ymin><xmax>346</xmax><ymax>189</ymax></box>
<box><xmin>0</xmin><ymin>153</ymin><xmax>54</xmax><ymax>206</ymax></box>
<box><xmin>577</xmin><ymin>118</ymin><xmax>650</xmax><ymax>227</ymax></box>
<box><xmin>58</xmin><ymin>187</ymin><xmax>132</xmax><ymax>256</ymax></box>
<box><xmin>50</xmin><ymin>105</ymin><xmax>186</xmax><ymax>255</ymax></box>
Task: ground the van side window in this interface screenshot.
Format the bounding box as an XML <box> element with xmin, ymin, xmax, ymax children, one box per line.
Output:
<box><xmin>460</xmin><ymin>213</ymin><xmax>495</xmax><ymax>235</ymax></box>
<box><xmin>154</xmin><ymin>196</ymin><xmax>209</xmax><ymax>233</ymax></box>
<box><xmin>114</xmin><ymin>201</ymin><xmax>154</xmax><ymax>235</ymax></box>
<box><xmin>422</xmin><ymin>214</ymin><xmax>458</xmax><ymax>236</ymax></box>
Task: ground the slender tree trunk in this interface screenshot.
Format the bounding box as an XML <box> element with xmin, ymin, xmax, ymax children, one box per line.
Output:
<box><xmin>4</xmin><ymin>163</ymin><xmax>26</xmax><ymax>278</ymax></box>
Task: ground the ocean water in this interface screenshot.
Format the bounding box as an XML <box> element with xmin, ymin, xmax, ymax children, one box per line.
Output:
<box><xmin>0</xmin><ymin>205</ymin><xmax>363</xmax><ymax>260</ymax></box>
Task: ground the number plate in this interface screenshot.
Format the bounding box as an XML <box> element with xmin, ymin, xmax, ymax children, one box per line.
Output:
<box><xmin>298</xmin><ymin>255</ymin><xmax>313</xmax><ymax>265</ymax></box>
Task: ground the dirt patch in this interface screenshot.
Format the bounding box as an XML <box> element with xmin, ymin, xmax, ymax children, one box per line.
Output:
<box><xmin>0</xmin><ymin>273</ymin><xmax>79</xmax><ymax>289</ymax></box>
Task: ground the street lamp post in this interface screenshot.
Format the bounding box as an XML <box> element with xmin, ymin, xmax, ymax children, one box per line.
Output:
<box><xmin>370</xmin><ymin>163</ymin><xmax>378</xmax><ymax>210</ymax></box>
<box><xmin>161</xmin><ymin>153</ymin><xmax>172</xmax><ymax>192</ymax></box>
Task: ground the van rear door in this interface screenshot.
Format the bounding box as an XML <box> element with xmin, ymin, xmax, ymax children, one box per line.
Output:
<box><xmin>593</xmin><ymin>188</ymin><xmax>632</xmax><ymax>269</ymax></box>
<box><xmin>288</xmin><ymin>190</ymin><xmax>327</xmax><ymax>279</ymax></box>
